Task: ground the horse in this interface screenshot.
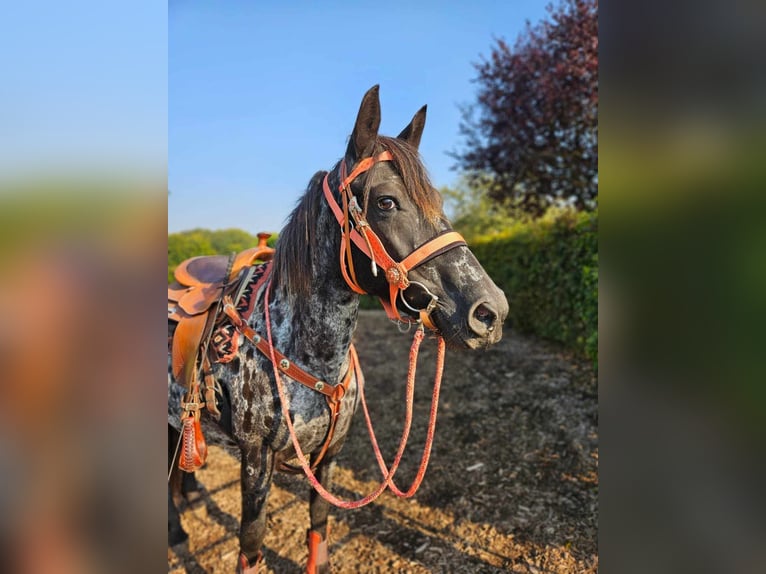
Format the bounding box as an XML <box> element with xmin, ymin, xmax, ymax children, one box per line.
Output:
<box><xmin>168</xmin><ymin>85</ymin><xmax>509</xmax><ymax>573</ymax></box>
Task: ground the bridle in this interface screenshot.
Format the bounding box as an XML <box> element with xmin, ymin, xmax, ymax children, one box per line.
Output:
<box><xmin>321</xmin><ymin>150</ymin><xmax>467</xmax><ymax>330</ymax></box>
<box><xmin>253</xmin><ymin>148</ymin><xmax>463</xmax><ymax>508</ymax></box>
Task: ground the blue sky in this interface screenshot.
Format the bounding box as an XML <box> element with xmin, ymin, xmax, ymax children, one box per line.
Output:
<box><xmin>169</xmin><ymin>0</ymin><xmax>550</xmax><ymax>234</ymax></box>
<box><xmin>2</xmin><ymin>1</ymin><xmax>166</xmax><ymax>178</ymax></box>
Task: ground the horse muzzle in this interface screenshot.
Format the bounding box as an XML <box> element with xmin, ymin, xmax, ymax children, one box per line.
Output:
<box><xmin>428</xmin><ymin>281</ymin><xmax>508</xmax><ymax>350</ymax></box>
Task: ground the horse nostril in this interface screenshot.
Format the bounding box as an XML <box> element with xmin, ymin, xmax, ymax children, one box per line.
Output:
<box><xmin>469</xmin><ymin>302</ymin><xmax>498</xmax><ymax>336</ymax></box>
<box><xmin>474</xmin><ymin>303</ymin><xmax>495</xmax><ymax>326</ymax></box>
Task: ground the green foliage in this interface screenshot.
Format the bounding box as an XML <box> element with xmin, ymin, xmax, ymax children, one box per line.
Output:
<box><xmin>441</xmin><ymin>178</ymin><xmax>521</xmax><ymax>243</ymax></box>
<box><xmin>454</xmin><ymin>0</ymin><xmax>598</xmax><ymax>215</ymax></box>
<box><xmin>358</xmin><ymin>295</ymin><xmax>382</xmax><ymax>310</ymax></box>
<box><xmin>168</xmin><ymin>228</ymin><xmax>278</xmax><ymax>283</ymax></box>
<box><xmin>469</xmin><ymin>208</ymin><xmax>598</xmax><ymax>366</ymax></box>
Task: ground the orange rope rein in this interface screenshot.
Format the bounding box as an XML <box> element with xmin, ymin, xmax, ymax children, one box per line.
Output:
<box><xmin>355</xmin><ymin>335</ymin><xmax>445</xmax><ymax>497</ymax></box>
<box><xmin>263</xmin><ymin>279</ymin><xmax>445</xmax><ymax>508</ymax></box>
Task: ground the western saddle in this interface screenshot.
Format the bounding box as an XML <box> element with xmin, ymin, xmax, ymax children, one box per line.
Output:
<box><xmin>168</xmin><ymin>233</ymin><xmax>275</xmax><ymax>471</ymax></box>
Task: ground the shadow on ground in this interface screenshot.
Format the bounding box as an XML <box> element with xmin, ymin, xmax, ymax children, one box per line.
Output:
<box><xmin>168</xmin><ymin>310</ymin><xmax>598</xmax><ymax>573</ymax></box>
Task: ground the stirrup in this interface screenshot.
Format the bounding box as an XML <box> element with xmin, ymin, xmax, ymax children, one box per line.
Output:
<box><xmin>178</xmin><ymin>409</ymin><xmax>207</xmax><ymax>473</ymax></box>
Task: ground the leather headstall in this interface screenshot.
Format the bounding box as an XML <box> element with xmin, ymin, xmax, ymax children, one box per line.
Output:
<box><xmin>321</xmin><ymin>151</ymin><xmax>467</xmax><ymax>329</ymax></box>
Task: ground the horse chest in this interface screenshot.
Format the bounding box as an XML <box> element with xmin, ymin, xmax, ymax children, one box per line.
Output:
<box><xmin>224</xmin><ymin>351</ymin><xmax>358</xmax><ymax>456</ymax></box>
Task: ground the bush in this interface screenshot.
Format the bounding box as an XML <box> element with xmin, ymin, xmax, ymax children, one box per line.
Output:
<box><xmin>470</xmin><ymin>208</ymin><xmax>598</xmax><ymax>365</ymax></box>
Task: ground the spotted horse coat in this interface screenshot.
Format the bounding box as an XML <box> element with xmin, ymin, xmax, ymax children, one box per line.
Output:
<box><xmin>168</xmin><ymin>85</ymin><xmax>509</xmax><ymax>574</ymax></box>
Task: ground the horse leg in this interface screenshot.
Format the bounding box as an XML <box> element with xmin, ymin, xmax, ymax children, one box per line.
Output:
<box><xmin>237</xmin><ymin>443</ymin><xmax>275</xmax><ymax>573</ymax></box>
<box><xmin>181</xmin><ymin>469</ymin><xmax>202</xmax><ymax>504</ymax></box>
<box><xmin>307</xmin><ymin>456</ymin><xmax>336</xmax><ymax>574</ymax></box>
<box><xmin>168</xmin><ymin>487</ymin><xmax>188</xmax><ymax>546</ymax></box>
<box><xmin>168</xmin><ymin>425</ymin><xmax>189</xmax><ymax>546</ymax></box>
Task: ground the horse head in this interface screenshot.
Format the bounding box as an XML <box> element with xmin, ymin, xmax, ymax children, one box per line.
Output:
<box><xmin>331</xmin><ymin>85</ymin><xmax>509</xmax><ymax>349</ymax></box>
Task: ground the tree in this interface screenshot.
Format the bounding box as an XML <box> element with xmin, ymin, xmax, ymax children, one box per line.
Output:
<box><xmin>441</xmin><ymin>178</ymin><xmax>518</xmax><ymax>242</ymax></box>
<box><xmin>453</xmin><ymin>0</ymin><xmax>598</xmax><ymax>216</ymax></box>
<box><xmin>168</xmin><ymin>230</ymin><xmax>216</xmax><ymax>283</ymax></box>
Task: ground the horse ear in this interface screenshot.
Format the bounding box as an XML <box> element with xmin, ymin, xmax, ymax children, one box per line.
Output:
<box><xmin>347</xmin><ymin>85</ymin><xmax>381</xmax><ymax>163</ymax></box>
<box><xmin>397</xmin><ymin>105</ymin><xmax>427</xmax><ymax>150</ymax></box>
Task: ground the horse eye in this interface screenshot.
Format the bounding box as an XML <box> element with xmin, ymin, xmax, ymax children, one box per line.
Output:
<box><xmin>377</xmin><ymin>197</ymin><xmax>397</xmax><ymax>211</ymax></box>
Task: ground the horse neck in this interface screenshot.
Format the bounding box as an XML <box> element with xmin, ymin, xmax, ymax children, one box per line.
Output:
<box><xmin>258</xmin><ymin>169</ymin><xmax>359</xmax><ymax>384</ymax></box>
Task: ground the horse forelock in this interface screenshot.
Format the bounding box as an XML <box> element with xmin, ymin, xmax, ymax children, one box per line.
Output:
<box><xmin>370</xmin><ymin>136</ymin><xmax>443</xmax><ymax>226</ymax></box>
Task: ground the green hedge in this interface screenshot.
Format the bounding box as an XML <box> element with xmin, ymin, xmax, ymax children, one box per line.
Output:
<box><xmin>167</xmin><ymin>216</ymin><xmax>598</xmax><ymax>367</ymax></box>
<box><xmin>470</xmin><ymin>209</ymin><xmax>598</xmax><ymax>365</ymax></box>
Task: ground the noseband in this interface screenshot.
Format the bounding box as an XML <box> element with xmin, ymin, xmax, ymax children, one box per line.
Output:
<box><xmin>321</xmin><ymin>151</ymin><xmax>467</xmax><ymax>329</ymax></box>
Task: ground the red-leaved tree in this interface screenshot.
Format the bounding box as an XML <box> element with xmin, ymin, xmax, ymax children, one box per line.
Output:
<box><xmin>454</xmin><ymin>0</ymin><xmax>598</xmax><ymax>215</ymax></box>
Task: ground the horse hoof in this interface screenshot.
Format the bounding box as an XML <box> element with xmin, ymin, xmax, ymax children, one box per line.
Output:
<box><xmin>306</xmin><ymin>530</ymin><xmax>329</xmax><ymax>574</ymax></box>
<box><xmin>237</xmin><ymin>551</ymin><xmax>264</xmax><ymax>573</ymax></box>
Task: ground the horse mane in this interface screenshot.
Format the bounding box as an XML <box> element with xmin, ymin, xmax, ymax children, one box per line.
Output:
<box><xmin>271</xmin><ymin>136</ymin><xmax>443</xmax><ymax>302</ymax></box>
<box><xmin>271</xmin><ymin>170</ymin><xmax>327</xmax><ymax>303</ymax></box>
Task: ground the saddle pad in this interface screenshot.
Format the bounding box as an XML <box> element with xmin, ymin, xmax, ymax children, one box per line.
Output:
<box><xmin>211</xmin><ymin>262</ymin><xmax>270</xmax><ymax>363</ymax></box>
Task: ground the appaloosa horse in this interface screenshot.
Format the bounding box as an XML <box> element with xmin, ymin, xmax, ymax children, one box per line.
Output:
<box><xmin>168</xmin><ymin>85</ymin><xmax>508</xmax><ymax>573</ymax></box>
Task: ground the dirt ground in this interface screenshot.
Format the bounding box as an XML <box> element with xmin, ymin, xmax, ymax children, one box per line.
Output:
<box><xmin>168</xmin><ymin>310</ymin><xmax>598</xmax><ymax>573</ymax></box>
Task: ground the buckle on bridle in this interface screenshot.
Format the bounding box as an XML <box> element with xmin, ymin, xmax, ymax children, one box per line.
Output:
<box><xmin>349</xmin><ymin>196</ymin><xmax>363</xmax><ymax>217</ymax></box>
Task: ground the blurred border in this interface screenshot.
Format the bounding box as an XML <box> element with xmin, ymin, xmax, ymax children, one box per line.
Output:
<box><xmin>3</xmin><ymin>0</ymin><xmax>765</xmax><ymax>572</ymax></box>
<box><xmin>1</xmin><ymin>2</ymin><xmax>167</xmax><ymax>573</ymax></box>
<box><xmin>601</xmin><ymin>0</ymin><xmax>766</xmax><ymax>572</ymax></box>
